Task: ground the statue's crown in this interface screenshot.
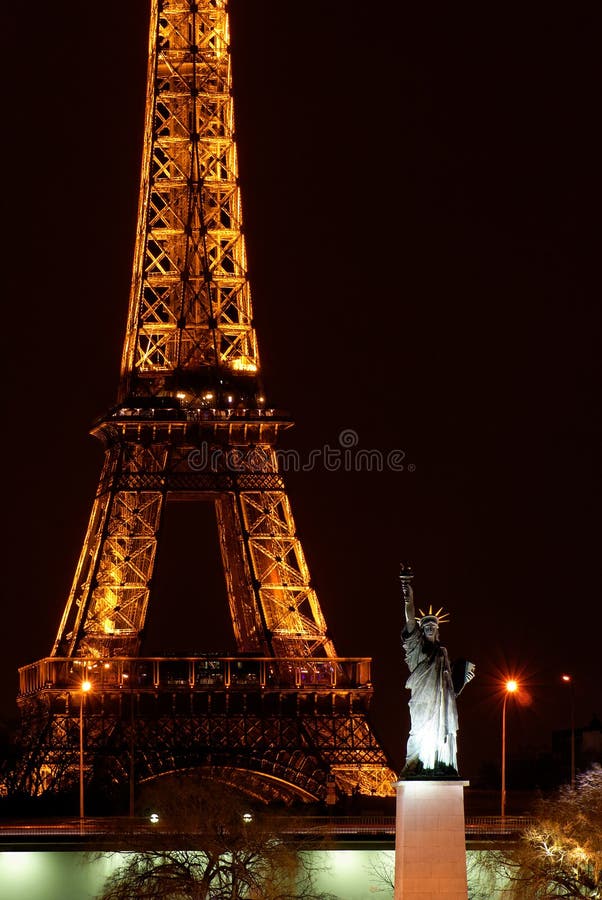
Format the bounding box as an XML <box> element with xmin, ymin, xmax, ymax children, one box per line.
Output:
<box><xmin>417</xmin><ymin>605</ymin><xmax>450</xmax><ymax>626</ymax></box>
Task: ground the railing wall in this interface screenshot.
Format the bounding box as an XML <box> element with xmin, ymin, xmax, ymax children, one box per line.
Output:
<box><xmin>18</xmin><ymin>656</ymin><xmax>373</xmax><ymax>698</ymax></box>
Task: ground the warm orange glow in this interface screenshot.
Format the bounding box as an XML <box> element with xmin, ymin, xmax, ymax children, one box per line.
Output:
<box><xmin>505</xmin><ymin>679</ymin><xmax>518</xmax><ymax>693</ymax></box>
<box><xmin>231</xmin><ymin>358</ymin><xmax>258</xmax><ymax>373</ymax></box>
<box><xmin>81</xmin><ymin>680</ymin><xmax>92</xmax><ymax>693</ymax></box>
<box><xmin>561</xmin><ymin>674</ymin><xmax>572</xmax><ymax>683</ymax></box>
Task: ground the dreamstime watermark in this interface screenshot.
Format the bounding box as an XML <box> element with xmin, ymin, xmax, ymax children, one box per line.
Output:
<box><xmin>188</xmin><ymin>428</ymin><xmax>414</xmax><ymax>474</ymax></box>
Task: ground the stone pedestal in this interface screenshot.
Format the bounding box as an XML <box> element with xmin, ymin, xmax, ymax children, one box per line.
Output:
<box><xmin>394</xmin><ymin>779</ymin><xmax>469</xmax><ymax>900</ymax></box>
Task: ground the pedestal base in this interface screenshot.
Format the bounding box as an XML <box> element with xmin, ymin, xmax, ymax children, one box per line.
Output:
<box><xmin>394</xmin><ymin>779</ymin><xmax>469</xmax><ymax>900</ymax></box>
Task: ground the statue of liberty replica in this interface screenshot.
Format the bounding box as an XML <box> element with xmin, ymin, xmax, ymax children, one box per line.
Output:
<box><xmin>399</xmin><ymin>564</ymin><xmax>475</xmax><ymax>777</ymax></box>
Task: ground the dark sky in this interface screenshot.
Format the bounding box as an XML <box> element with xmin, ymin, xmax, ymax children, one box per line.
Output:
<box><xmin>4</xmin><ymin>1</ymin><xmax>600</xmax><ymax>783</ymax></box>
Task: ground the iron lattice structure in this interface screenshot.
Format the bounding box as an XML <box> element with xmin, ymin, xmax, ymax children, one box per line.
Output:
<box><xmin>16</xmin><ymin>0</ymin><xmax>395</xmax><ymax>804</ymax></box>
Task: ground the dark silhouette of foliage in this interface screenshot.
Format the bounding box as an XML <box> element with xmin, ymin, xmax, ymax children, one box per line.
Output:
<box><xmin>97</xmin><ymin>774</ymin><xmax>336</xmax><ymax>899</ymax></box>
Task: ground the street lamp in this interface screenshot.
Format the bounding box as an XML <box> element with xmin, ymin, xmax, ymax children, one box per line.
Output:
<box><xmin>501</xmin><ymin>679</ymin><xmax>518</xmax><ymax>818</ymax></box>
<box><xmin>79</xmin><ymin>678</ymin><xmax>92</xmax><ymax>822</ymax></box>
<box><xmin>561</xmin><ymin>674</ymin><xmax>575</xmax><ymax>789</ymax></box>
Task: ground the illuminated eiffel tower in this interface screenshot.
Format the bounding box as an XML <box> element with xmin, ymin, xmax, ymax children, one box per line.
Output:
<box><xmin>16</xmin><ymin>0</ymin><xmax>395</xmax><ymax>805</ymax></box>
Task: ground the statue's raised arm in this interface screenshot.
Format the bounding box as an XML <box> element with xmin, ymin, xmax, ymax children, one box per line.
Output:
<box><xmin>399</xmin><ymin>563</ymin><xmax>416</xmax><ymax>633</ymax></box>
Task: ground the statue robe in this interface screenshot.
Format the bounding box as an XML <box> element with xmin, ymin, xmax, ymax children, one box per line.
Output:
<box><xmin>402</xmin><ymin>625</ymin><xmax>459</xmax><ymax>772</ymax></box>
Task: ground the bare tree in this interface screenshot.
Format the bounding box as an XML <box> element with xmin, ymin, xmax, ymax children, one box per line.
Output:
<box><xmin>97</xmin><ymin>774</ymin><xmax>336</xmax><ymax>900</ymax></box>
<box><xmin>365</xmin><ymin>854</ymin><xmax>394</xmax><ymax>896</ymax></box>
<box><xmin>486</xmin><ymin>765</ymin><xmax>602</xmax><ymax>899</ymax></box>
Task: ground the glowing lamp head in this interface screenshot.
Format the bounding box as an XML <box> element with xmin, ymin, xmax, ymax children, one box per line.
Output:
<box><xmin>561</xmin><ymin>674</ymin><xmax>571</xmax><ymax>683</ymax></box>
<box><xmin>505</xmin><ymin>679</ymin><xmax>518</xmax><ymax>694</ymax></box>
<box><xmin>149</xmin><ymin>812</ymin><xmax>159</xmax><ymax>824</ymax></box>
<box><xmin>81</xmin><ymin>680</ymin><xmax>92</xmax><ymax>693</ymax></box>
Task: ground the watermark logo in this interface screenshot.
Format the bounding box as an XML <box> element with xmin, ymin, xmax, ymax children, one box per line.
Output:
<box><xmin>188</xmin><ymin>428</ymin><xmax>414</xmax><ymax>474</ymax></box>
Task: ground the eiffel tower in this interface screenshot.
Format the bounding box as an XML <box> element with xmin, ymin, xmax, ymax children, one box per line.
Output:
<box><xmin>16</xmin><ymin>0</ymin><xmax>395</xmax><ymax>805</ymax></box>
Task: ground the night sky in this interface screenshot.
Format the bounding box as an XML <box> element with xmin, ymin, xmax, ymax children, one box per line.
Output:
<box><xmin>4</xmin><ymin>1</ymin><xmax>600</xmax><ymax>785</ymax></box>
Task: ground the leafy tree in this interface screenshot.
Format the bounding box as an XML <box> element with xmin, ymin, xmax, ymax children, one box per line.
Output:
<box><xmin>97</xmin><ymin>774</ymin><xmax>336</xmax><ymax>899</ymax></box>
<box><xmin>488</xmin><ymin>765</ymin><xmax>602</xmax><ymax>899</ymax></box>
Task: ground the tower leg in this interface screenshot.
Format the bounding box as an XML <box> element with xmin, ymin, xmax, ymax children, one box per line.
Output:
<box><xmin>394</xmin><ymin>779</ymin><xmax>469</xmax><ymax>900</ymax></box>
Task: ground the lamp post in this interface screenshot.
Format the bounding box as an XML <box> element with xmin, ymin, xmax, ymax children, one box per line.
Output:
<box><xmin>79</xmin><ymin>678</ymin><xmax>92</xmax><ymax>822</ymax></box>
<box><xmin>561</xmin><ymin>674</ymin><xmax>575</xmax><ymax>789</ymax></box>
<box><xmin>501</xmin><ymin>679</ymin><xmax>518</xmax><ymax>818</ymax></box>
<box><xmin>123</xmin><ymin>671</ymin><xmax>136</xmax><ymax>818</ymax></box>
